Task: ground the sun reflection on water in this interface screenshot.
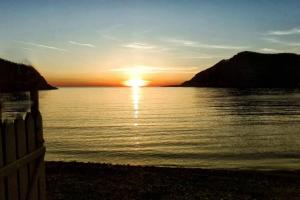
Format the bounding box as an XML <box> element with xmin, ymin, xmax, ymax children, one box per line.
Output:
<box><xmin>132</xmin><ymin>86</ymin><xmax>140</xmax><ymax>125</ymax></box>
<box><xmin>131</xmin><ymin>86</ymin><xmax>141</xmax><ymax>147</ymax></box>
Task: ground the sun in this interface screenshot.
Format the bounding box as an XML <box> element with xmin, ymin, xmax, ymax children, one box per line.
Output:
<box><xmin>122</xmin><ymin>66</ymin><xmax>150</xmax><ymax>87</ymax></box>
<box><xmin>124</xmin><ymin>79</ymin><xmax>148</xmax><ymax>87</ymax></box>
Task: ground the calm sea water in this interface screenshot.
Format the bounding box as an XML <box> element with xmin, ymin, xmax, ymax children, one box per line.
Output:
<box><xmin>38</xmin><ymin>87</ymin><xmax>300</xmax><ymax>169</ymax></box>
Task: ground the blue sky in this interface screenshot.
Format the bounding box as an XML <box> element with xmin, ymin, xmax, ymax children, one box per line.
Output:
<box><xmin>1</xmin><ymin>0</ymin><xmax>300</xmax><ymax>86</ymax></box>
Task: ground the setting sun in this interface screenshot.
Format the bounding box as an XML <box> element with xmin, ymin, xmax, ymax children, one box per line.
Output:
<box><xmin>122</xmin><ymin>66</ymin><xmax>150</xmax><ymax>87</ymax></box>
<box><xmin>124</xmin><ymin>79</ymin><xmax>148</xmax><ymax>87</ymax></box>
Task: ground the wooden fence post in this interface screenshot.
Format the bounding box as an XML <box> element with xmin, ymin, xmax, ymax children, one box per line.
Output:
<box><xmin>3</xmin><ymin>122</ymin><xmax>19</xmax><ymax>200</ymax></box>
<box><xmin>25</xmin><ymin>113</ymin><xmax>38</xmax><ymax>200</ymax></box>
<box><xmin>30</xmin><ymin>91</ymin><xmax>39</xmax><ymax>117</ymax></box>
<box><xmin>0</xmin><ymin>122</ymin><xmax>5</xmax><ymax>200</ymax></box>
<box><xmin>15</xmin><ymin>118</ymin><xmax>29</xmax><ymax>200</ymax></box>
<box><xmin>0</xmin><ymin>102</ymin><xmax>2</xmax><ymax>122</ymax></box>
<box><xmin>35</xmin><ymin>112</ymin><xmax>46</xmax><ymax>200</ymax></box>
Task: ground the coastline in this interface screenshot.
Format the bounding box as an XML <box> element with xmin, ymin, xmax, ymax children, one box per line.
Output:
<box><xmin>46</xmin><ymin>161</ymin><xmax>300</xmax><ymax>200</ymax></box>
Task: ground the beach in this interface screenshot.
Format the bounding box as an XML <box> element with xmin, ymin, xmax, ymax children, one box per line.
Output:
<box><xmin>46</xmin><ymin>161</ymin><xmax>300</xmax><ymax>200</ymax></box>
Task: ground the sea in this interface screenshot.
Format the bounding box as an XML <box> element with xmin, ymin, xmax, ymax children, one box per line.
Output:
<box><xmin>2</xmin><ymin>87</ymin><xmax>300</xmax><ymax>169</ymax></box>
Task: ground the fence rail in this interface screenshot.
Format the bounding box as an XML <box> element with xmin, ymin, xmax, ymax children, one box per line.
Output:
<box><xmin>0</xmin><ymin>112</ymin><xmax>46</xmax><ymax>200</ymax></box>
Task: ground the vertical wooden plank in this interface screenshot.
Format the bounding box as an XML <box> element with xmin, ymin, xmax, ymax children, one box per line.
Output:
<box><xmin>35</xmin><ymin>112</ymin><xmax>46</xmax><ymax>200</ymax></box>
<box><xmin>0</xmin><ymin>122</ymin><xmax>6</xmax><ymax>200</ymax></box>
<box><xmin>30</xmin><ymin>91</ymin><xmax>39</xmax><ymax>117</ymax></box>
<box><xmin>15</xmin><ymin>118</ymin><xmax>28</xmax><ymax>200</ymax></box>
<box><xmin>26</xmin><ymin>114</ymin><xmax>36</xmax><ymax>153</ymax></box>
<box><xmin>38</xmin><ymin>163</ymin><xmax>46</xmax><ymax>200</ymax></box>
<box><xmin>25</xmin><ymin>113</ymin><xmax>38</xmax><ymax>200</ymax></box>
<box><xmin>3</xmin><ymin>121</ymin><xmax>19</xmax><ymax>200</ymax></box>
<box><xmin>0</xmin><ymin>103</ymin><xmax>2</xmax><ymax>122</ymax></box>
<box><xmin>35</xmin><ymin>112</ymin><xmax>44</xmax><ymax>148</ymax></box>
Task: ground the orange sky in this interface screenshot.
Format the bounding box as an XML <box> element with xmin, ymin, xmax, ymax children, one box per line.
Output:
<box><xmin>48</xmin><ymin>68</ymin><xmax>197</xmax><ymax>87</ymax></box>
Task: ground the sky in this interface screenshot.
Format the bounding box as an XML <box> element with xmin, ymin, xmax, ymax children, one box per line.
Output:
<box><xmin>1</xmin><ymin>0</ymin><xmax>300</xmax><ymax>86</ymax></box>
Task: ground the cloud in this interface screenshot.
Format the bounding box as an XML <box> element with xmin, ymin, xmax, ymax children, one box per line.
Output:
<box><xmin>123</xmin><ymin>42</ymin><xmax>156</xmax><ymax>50</ymax></box>
<box><xmin>164</xmin><ymin>38</ymin><xmax>248</xmax><ymax>50</ymax></box>
<box><xmin>100</xmin><ymin>24</ymin><xmax>124</xmax><ymax>33</ymax></box>
<box><xmin>69</xmin><ymin>41</ymin><xmax>95</xmax><ymax>48</ymax></box>
<box><xmin>267</xmin><ymin>28</ymin><xmax>300</xmax><ymax>36</ymax></box>
<box><xmin>262</xmin><ymin>37</ymin><xmax>300</xmax><ymax>46</ymax></box>
<box><xmin>22</xmin><ymin>47</ymin><xmax>33</xmax><ymax>51</ymax></box>
<box><xmin>110</xmin><ymin>66</ymin><xmax>199</xmax><ymax>74</ymax></box>
<box><xmin>121</xmin><ymin>42</ymin><xmax>171</xmax><ymax>53</ymax></box>
<box><xmin>98</xmin><ymin>24</ymin><xmax>124</xmax><ymax>42</ymax></box>
<box><xmin>101</xmin><ymin>34</ymin><xmax>121</xmax><ymax>42</ymax></box>
<box><xmin>16</xmin><ymin>41</ymin><xmax>68</xmax><ymax>52</ymax></box>
<box><xmin>179</xmin><ymin>55</ymin><xmax>221</xmax><ymax>59</ymax></box>
<box><xmin>164</xmin><ymin>39</ymin><xmax>199</xmax><ymax>47</ymax></box>
<box><xmin>199</xmin><ymin>44</ymin><xmax>248</xmax><ymax>50</ymax></box>
<box><xmin>132</xmin><ymin>29</ymin><xmax>153</xmax><ymax>38</ymax></box>
<box><xmin>260</xmin><ymin>48</ymin><xmax>282</xmax><ymax>53</ymax></box>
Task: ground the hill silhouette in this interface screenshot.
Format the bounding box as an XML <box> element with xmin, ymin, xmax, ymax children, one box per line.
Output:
<box><xmin>0</xmin><ymin>58</ymin><xmax>56</xmax><ymax>92</ymax></box>
<box><xmin>182</xmin><ymin>51</ymin><xmax>300</xmax><ymax>88</ymax></box>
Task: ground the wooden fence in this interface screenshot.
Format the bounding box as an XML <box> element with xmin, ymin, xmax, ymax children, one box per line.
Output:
<box><xmin>0</xmin><ymin>112</ymin><xmax>46</xmax><ymax>200</ymax></box>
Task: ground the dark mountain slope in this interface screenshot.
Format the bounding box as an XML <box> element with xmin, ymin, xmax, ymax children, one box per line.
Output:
<box><xmin>182</xmin><ymin>51</ymin><xmax>300</xmax><ymax>88</ymax></box>
<box><xmin>0</xmin><ymin>58</ymin><xmax>56</xmax><ymax>92</ymax></box>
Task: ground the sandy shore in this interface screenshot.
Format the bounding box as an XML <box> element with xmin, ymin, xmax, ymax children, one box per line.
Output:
<box><xmin>46</xmin><ymin>161</ymin><xmax>300</xmax><ymax>200</ymax></box>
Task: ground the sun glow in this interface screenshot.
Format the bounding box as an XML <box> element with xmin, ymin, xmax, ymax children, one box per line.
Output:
<box><xmin>123</xmin><ymin>66</ymin><xmax>149</xmax><ymax>87</ymax></box>
<box><xmin>124</xmin><ymin>79</ymin><xmax>148</xmax><ymax>87</ymax></box>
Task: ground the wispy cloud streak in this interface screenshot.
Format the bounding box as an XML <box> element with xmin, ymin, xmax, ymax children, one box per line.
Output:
<box><xmin>179</xmin><ymin>55</ymin><xmax>221</xmax><ymax>59</ymax></box>
<box><xmin>164</xmin><ymin>38</ymin><xmax>248</xmax><ymax>50</ymax></box>
<box><xmin>22</xmin><ymin>47</ymin><xmax>33</xmax><ymax>51</ymax></box>
<box><xmin>260</xmin><ymin>48</ymin><xmax>282</xmax><ymax>53</ymax></box>
<box><xmin>69</xmin><ymin>41</ymin><xmax>95</xmax><ymax>48</ymax></box>
<box><xmin>98</xmin><ymin>24</ymin><xmax>124</xmax><ymax>42</ymax></box>
<box><xmin>262</xmin><ymin>37</ymin><xmax>300</xmax><ymax>46</ymax></box>
<box><xmin>16</xmin><ymin>41</ymin><xmax>68</xmax><ymax>52</ymax></box>
<box><xmin>121</xmin><ymin>42</ymin><xmax>170</xmax><ymax>53</ymax></box>
<box><xmin>164</xmin><ymin>39</ymin><xmax>199</xmax><ymax>47</ymax></box>
<box><xmin>111</xmin><ymin>66</ymin><xmax>199</xmax><ymax>73</ymax></box>
<box><xmin>267</xmin><ymin>28</ymin><xmax>300</xmax><ymax>36</ymax></box>
<box><xmin>122</xmin><ymin>42</ymin><xmax>156</xmax><ymax>50</ymax></box>
<box><xmin>102</xmin><ymin>34</ymin><xmax>121</xmax><ymax>42</ymax></box>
